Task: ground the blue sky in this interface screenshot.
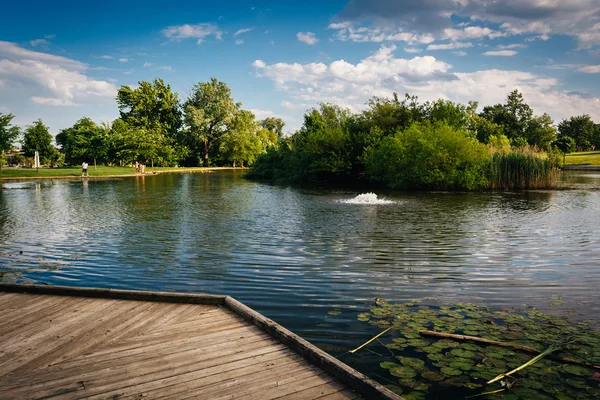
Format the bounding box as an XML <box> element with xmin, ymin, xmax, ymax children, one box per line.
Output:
<box><xmin>1</xmin><ymin>0</ymin><xmax>599</xmax><ymax>135</ymax></box>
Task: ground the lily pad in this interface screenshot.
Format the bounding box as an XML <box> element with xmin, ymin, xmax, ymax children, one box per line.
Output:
<box><xmin>562</xmin><ymin>364</ymin><xmax>591</xmax><ymax>376</ymax></box>
<box><xmin>449</xmin><ymin>360</ymin><xmax>474</xmax><ymax>371</ymax></box>
<box><xmin>328</xmin><ymin>310</ymin><xmax>342</xmax><ymax>316</ymax></box>
<box><xmin>380</xmin><ymin>361</ymin><xmax>398</xmax><ymax>370</ymax></box>
<box><xmin>397</xmin><ymin>356</ymin><xmax>425</xmax><ymax>369</ymax></box>
<box><xmin>450</xmin><ymin>348</ymin><xmax>476</xmax><ymax>358</ymax></box>
<box><xmin>440</xmin><ymin>367</ymin><xmax>462</xmax><ymax>376</ymax></box>
<box><xmin>385</xmin><ymin>384</ymin><xmax>403</xmax><ymax>395</ymax></box>
<box><xmin>427</xmin><ymin>353</ymin><xmax>444</xmax><ymax>361</ymax></box>
<box><xmin>390</xmin><ymin>366</ymin><xmax>418</xmax><ymax>379</ymax></box>
<box><xmin>565</xmin><ymin>378</ymin><xmax>589</xmax><ymax>389</ymax></box>
<box><xmin>421</xmin><ymin>370</ymin><xmax>445</xmax><ymax>382</ymax></box>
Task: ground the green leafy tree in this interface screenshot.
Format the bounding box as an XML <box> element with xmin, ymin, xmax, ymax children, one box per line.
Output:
<box><xmin>260</xmin><ymin>117</ymin><xmax>285</xmax><ymax>141</ymax></box>
<box><xmin>554</xmin><ymin>136</ymin><xmax>576</xmax><ymax>165</ymax></box>
<box><xmin>56</xmin><ymin>117</ymin><xmax>108</xmax><ymax>167</ymax></box>
<box><xmin>220</xmin><ymin>110</ymin><xmax>262</xmax><ymax>167</ymax></box>
<box><xmin>558</xmin><ymin>115</ymin><xmax>597</xmax><ymax>151</ymax></box>
<box><xmin>183</xmin><ymin>78</ymin><xmax>239</xmax><ymax>167</ymax></box>
<box><xmin>22</xmin><ymin>119</ymin><xmax>58</xmax><ymax>165</ymax></box>
<box><xmin>0</xmin><ymin>113</ymin><xmax>20</xmax><ymax>172</ymax></box>
<box><xmin>526</xmin><ymin>113</ymin><xmax>557</xmax><ymax>150</ymax></box>
<box><xmin>481</xmin><ymin>90</ymin><xmax>533</xmax><ymax>144</ymax></box>
<box><xmin>429</xmin><ymin>99</ymin><xmax>469</xmax><ymax>131</ymax></box>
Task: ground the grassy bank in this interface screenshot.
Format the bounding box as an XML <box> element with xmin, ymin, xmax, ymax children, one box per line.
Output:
<box><xmin>0</xmin><ymin>166</ymin><xmax>240</xmax><ymax>180</ymax></box>
<box><xmin>564</xmin><ymin>151</ymin><xmax>600</xmax><ymax>165</ymax></box>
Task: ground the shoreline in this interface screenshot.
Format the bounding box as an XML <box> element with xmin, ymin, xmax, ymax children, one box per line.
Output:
<box><xmin>0</xmin><ymin>167</ymin><xmax>245</xmax><ymax>182</ymax></box>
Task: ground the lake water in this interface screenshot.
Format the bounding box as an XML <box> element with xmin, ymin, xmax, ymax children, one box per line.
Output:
<box><xmin>1</xmin><ymin>171</ymin><xmax>599</xmax><ymax>384</ymax></box>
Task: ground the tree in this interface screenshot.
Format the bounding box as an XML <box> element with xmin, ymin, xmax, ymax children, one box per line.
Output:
<box><xmin>0</xmin><ymin>113</ymin><xmax>20</xmax><ymax>171</ymax></box>
<box><xmin>220</xmin><ymin>110</ymin><xmax>261</xmax><ymax>167</ymax></box>
<box><xmin>116</xmin><ymin>79</ymin><xmax>182</xmax><ymax>137</ymax></box>
<box><xmin>480</xmin><ymin>90</ymin><xmax>533</xmax><ymax>144</ymax></box>
<box><xmin>429</xmin><ymin>99</ymin><xmax>469</xmax><ymax>131</ymax></box>
<box><xmin>22</xmin><ymin>119</ymin><xmax>58</xmax><ymax>165</ymax></box>
<box><xmin>526</xmin><ymin>113</ymin><xmax>556</xmax><ymax>150</ymax></box>
<box><xmin>56</xmin><ymin>117</ymin><xmax>108</xmax><ymax>167</ymax></box>
<box><xmin>183</xmin><ymin>78</ymin><xmax>239</xmax><ymax>167</ymax></box>
<box><xmin>554</xmin><ymin>136</ymin><xmax>576</xmax><ymax>165</ymax></box>
<box><xmin>558</xmin><ymin>115</ymin><xmax>597</xmax><ymax>151</ymax></box>
<box><xmin>260</xmin><ymin>117</ymin><xmax>285</xmax><ymax>141</ymax></box>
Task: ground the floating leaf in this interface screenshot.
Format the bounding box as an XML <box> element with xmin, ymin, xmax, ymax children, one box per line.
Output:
<box><xmin>327</xmin><ymin>310</ymin><xmax>342</xmax><ymax>316</ymax></box>
<box><xmin>397</xmin><ymin>356</ymin><xmax>425</xmax><ymax>369</ymax></box>
<box><xmin>390</xmin><ymin>366</ymin><xmax>418</xmax><ymax>379</ymax></box>
<box><xmin>440</xmin><ymin>367</ymin><xmax>462</xmax><ymax>376</ymax></box>
<box><xmin>565</xmin><ymin>378</ymin><xmax>589</xmax><ymax>389</ymax></box>
<box><xmin>421</xmin><ymin>370</ymin><xmax>445</xmax><ymax>382</ymax></box>
<box><xmin>562</xmin><ymin>364</ymin><xmax>591</xmax><ymax>376</ymax></box>
<box><xmin>449</xmin><ymin>360</ymin><xmax>474</xmax><ymax>371</ymax></box>
<box><xmin>380</xmin><ymin>361</ymin><xmax>398</xmax><ymax>370</ymax></box>
<box><xmin>385</xmin><ymin>384</ymin><xmax>403</xmax><ymax>395</ymax></box>
<box><xmin>450</xmin><ymin>349</ymin><xmax>476</xmax><ymax>358</ymax></box>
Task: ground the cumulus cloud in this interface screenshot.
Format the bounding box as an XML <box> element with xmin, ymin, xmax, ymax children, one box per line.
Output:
<box><xmin>119</xmin><ymin>58</ymin><xmax>128</xmax><ymax>63</ymax></box>
<box><xmin>297</xmin><ymin>32</ymin><xmax>319</xmax><ymax>45</ymax></box>
<box><xmin>252</xmin><ymin>43</ymin><xmax>600</xmax><ymax>124</ymax></box>
<box><xmin>483</xmin><ymin>50</ymin><xmax>519</xmax><ymax>56</ymax></box>
<box><xmin>235</xmin><ymin>39</ymin><xmax>244</xmax><ymax>45</ymax></box>
<box><xmin>162</xmin><ymin>23</ymin><xmax>223</xmax><ymax>44</ymax></box>
<box><xmin>334</xmin><ymin>0</ymin><xmax>600</xmax><ymax>48</ymax></box>
<box><xmin>0</xmin><ymin>41</ymin><xmax>118</xmax><ymax>107</ymax></box>
<box><xmin>579</xmin><ymin>65</ymin><xmax>600</xmax><ymax>73</ymax></box>
<box><xmin>404</xmin><ymin>47</ymin><xmax>422</xmax><ymax>53</ymax></box>
<box><xmin>155</xmin><ymin>66</ymin><xmax>174</xmax><ymax>72</ymax></box>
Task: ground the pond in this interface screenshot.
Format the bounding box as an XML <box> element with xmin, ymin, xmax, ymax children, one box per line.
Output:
<box><xmin>1</xmin><ymin>171</ymin><xmax>599</xmax><ymax>394</ymax></box>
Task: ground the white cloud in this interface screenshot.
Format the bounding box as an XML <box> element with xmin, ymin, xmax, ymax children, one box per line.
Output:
<box><xmin>297</xmin><ymin>32</ymin><xmax>319</xmax><ymax>45</ymax></box>
<box><xmin>253</xmin><ymin>43</ymin><xmax>600</xmax><ymax>124</ymax></box>
<box><xmin>0</xmin><ymin>41</ymin><xmax>118</xmax><ymax>107</ymax></box>
<box><xmin>443</xmin><ymin>27</ymin><xmax>507</xmax><ymax>41</ymax></box>
<box><xmin>427</xmin><ymin>42</ymin><xmax>473</xmax><ymax>50</ymax></box>
<box><xmin>235</xmin><ymin>39</ymin><xmax>244</xmax><ymax>45</ymax></box>
<box><xmin>234</xmin><ymin>28</ymin><xmax>254</xmax><ymax>37</ymax></box>
<box><xmin>454</xmin><ymin>51</ymin><xmax>468</xmax><ymax>56</ymax></box>
<box><xmin>578</xmin><ymin>65</ymin><xmax>600</xmax><ymax>73</ymax></box>
<box><xmin>483</xmin><ymin>50</ymin><xmax>519</xmax><ymax>56</ymax></box>
<box><xmin>44</xmin><ymin>34</ymin><xmax>56</xmax><ymax>40</ymax></box>
<box><xmin>155</xmin><ymin>66</ymin><xmax>174</xmax><ymax>72</ymax></box>
<box><xmin>404</xmin><ymin>47</ymin><xmax>422</xmax><ymax>53</ymax></box>
<box><xmin>119</xmin><ymin>58</ymin><xmax>128</xmax><ymax>63</ymax></box>
<box><xmin>143</xmin><ymin>62</ymin><xmax>152</xmax><ymax>67</ymax></box>
<box><xmin>162</xmin><ymin>23</ymin><xmax>223</xmax><ymax>44</ymax></box>
<box><xmin>100</xmin><ymin>55</ymin><xmax>113</xmax><ymax>60</ymax></box>
<box><xmin>329</xmin><ymin>23</ymin><xmax>435</xmax><ymax>44</ymax></box>
<box><xmin>30</xmin><ymin>39</ymin><xmax>49</xmax><ymax>47</ymax></box>
<box><xmin>497</xmin><ymin>43</ymin><xmax>527</xmax><ymax>49</ymax></box>
<box><xmin>248</xmin><ymin>108</ymin><xmax>292</xmax><ymax>121</ymax></box>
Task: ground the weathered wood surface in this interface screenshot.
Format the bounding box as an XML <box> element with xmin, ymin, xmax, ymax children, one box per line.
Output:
<box><xmin>0</xmin><ymin>287</ymin><xmax>400</xmax><ymax>400</ymax></box>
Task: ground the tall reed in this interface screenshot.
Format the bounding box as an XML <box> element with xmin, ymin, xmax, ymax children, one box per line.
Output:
<box><xmin>488</xmin><ymin>150</ymin><xmax>559</xmax><ymax>190</ymax></box>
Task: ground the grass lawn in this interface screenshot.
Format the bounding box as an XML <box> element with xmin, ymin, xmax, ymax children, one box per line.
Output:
<box><xmin>564</xmin><ymin>151</ymin><xmax>600</xmax><ymax>165</ymax></box>
<box><xmin>0</xmin><ymin>166</ymin><xmax>239</xmax><ymax>180</ymax></box>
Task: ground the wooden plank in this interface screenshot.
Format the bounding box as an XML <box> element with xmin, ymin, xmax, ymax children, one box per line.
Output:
<box><xmin>47</xmin><ymin>343</ymin><xmax>289</xmax><ymax>400</ymax></box>
<box><xmin>318</xmin><ymin>388</ymin><xmax>363</xmax><ymax>400</ymax></box>
<box><xmin>0</xmin><ymin>336</ymin><xmax>282</xmax><ymax>399</ymax></box>
<box><xmin>271</xmin><ymin>380</ymin><xmax>349</xmax><ymax>400</ymax></box>
<box><xmin>0</xmin><ymin>295</ymin><xmax>76</xmax><ymax>335</ymax></box>
<box><xmin>1</xmin><ymin>326</ymin><xmax>271</xmax><ymax>392</ymax></box>
<box><xmin>126</xmin><ymin>351</ymin><xmax>307</xmax><ymax>399</ymax></box>
<box><xmin>142</xmin><ymin>309</ymin><xmax>237</xmax><ymax>337</ymax></box>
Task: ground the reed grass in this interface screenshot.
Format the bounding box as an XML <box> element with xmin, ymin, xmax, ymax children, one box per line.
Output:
<box><xmin>487</xmin><ymin>150</ymin><xmax>559</xmax><ymax>190</ymax></box>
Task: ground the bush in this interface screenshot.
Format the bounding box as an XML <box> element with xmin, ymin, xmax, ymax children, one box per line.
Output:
<box><xmin>365</xmin><ymin>122</ymin><xmax>490</xmax><ymax>190</ymax></box>
<box><xmin>488</xmin><ymin>150</ymin><xmax>559</xmax><ymax>190</ymax></box>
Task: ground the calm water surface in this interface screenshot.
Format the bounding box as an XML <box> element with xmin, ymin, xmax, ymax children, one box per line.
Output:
<box><xmin>1</xmin><ymin>171</ymin><xmax>599</xmax><ymax>380</ymax></box>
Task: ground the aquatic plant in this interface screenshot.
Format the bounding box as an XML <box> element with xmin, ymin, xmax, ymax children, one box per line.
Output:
<box><xmin>488</xmin><ymin>150</ymin><xmax>560</xmax><ymax>190</ymax></box>
<box><xmin>353</xmin><ymin>300</ymin><xmax>600</xmax><ymax>399</ymax></box>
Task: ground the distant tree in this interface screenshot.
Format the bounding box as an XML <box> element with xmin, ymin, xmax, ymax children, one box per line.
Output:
<box><xmin>526</xmin><ymin>113</ymin><xmax>557</xmax><ymax>150</ymax></box>
<box><xmin>481</xmin><ymin>90</ymin><xmax>533</xmax><ymax>144</ymax></box>
<box><xmin>183</xmin><ymin>78</ymin><xmax>239</xmax><ymax>167</ymax></box>
<box><xmin>22</xmin><ymin>119</ymin><xmax>58</xmax><ymax>165</ymax></box>
<box><xmin>554</xmin><ymin>136</ymin><xmax>576</xmax><ymax>165</ymax></box>
<box><xmin>558</xmin><ymin>115</ymin><xmax>597</xmax><ymax>151</ymax></box>
<box><xmin>429</xmin><ymin>99</ymin><xmax>469</xmax><ymax>131</ymax></box>
<box><xmin>0</xmin><ymin>113</ymin><xmax>20</xmax><ymax>170</ymax></box>
<box><xmin>220</xmin><ymin>110</ymin><xmax>262</xmax><ymax>167</ymax></box>
<box><xmin>116</xmin><ymin>79</ymin><xmax>182</xmax><ymax>137</ymax></box>
<box><xmin>56</xmin><ymin>117</ymin><xmax>108</xmax><ymax>167</ymax></box>
<box><xmin>260</xmin><ymin>117</ymin><xmax>285</xmax><ymax>141</ymax></box>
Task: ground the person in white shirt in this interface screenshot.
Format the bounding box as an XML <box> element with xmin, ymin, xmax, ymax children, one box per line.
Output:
<box><xmin>82</xmin><ymin>162</ymin><xmax>89</xmax><ymax>177</ymax></box>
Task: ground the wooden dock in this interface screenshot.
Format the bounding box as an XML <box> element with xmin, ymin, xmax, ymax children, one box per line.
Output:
<box><xmin>0</xmin><ymin>284</ymin><xmax>401</xmax><ymax>400</ymax></box>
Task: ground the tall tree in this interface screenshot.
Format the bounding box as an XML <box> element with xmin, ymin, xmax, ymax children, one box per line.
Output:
<box><xmin>183</xmin><ymin>78</ymin><xmax>239</xmax><ymax>167</ymax></box>
<box><xmin>260</xmin><ymin>117</ymin><xmax>285</xmax><ymax>140</ymax></box>
<box><xmin>481</xmin><ymin>90</ymin><xmax>533</xmax><ymax>143</ymax></box>
<box><xmin>526</xmin><ymin>113</ymin><xmax>557</xmax><ymax>150</ymax></box>
<box><xmin>220</xmin><ymin>110</ymin><xmax>261</xmax><ymax>167</ymax></box>
<box><xmin>558</xmin><ymin>114</ymin><xmax>598</xmax><ymax>151</ymax></box>
<box><xmin>56</xmin><ymin>117</ymin><xmax>108</xmax><ymax>167</ymax></box>
<box><xmin>22</xmin><ymin>119</ymin><xmax>57</xmax><ymax>164</ymax></box>
<box><xmin>116</xmin><ymin>79</ymin><xmax>182</xmax><ymax>137</ymax></box>
<box><xmin>0</xmin><ymin>113</ymin><xmax>20</xmax><ymax>169</ymax></box>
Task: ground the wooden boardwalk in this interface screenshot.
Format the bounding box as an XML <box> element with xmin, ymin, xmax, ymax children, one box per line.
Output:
<box><xmin>0</xmin><ymin>285</ymin><xmax>401</xmax><ymax>400</ymax></box>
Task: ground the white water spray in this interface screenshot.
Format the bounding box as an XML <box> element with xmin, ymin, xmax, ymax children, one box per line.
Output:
<box><xmin>341</xmin><ymin>193</ymin><xmax>394</xmax><ymax>205</ymax></box>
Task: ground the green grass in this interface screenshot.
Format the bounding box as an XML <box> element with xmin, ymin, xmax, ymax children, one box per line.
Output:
<box><xmin>564</xmin><ymin>151</ymin><xmax>600</xmax><ymax>165</ymax></box>
<box><xmin>0</xmin><ymin>166</ymin><xmax>237</xmax><ymax>179</ymax></box>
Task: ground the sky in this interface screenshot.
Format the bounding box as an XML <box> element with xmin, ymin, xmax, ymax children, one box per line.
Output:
<box><xmin>1</xmin><ymin>0</ymin><xmax>600</xmax><ymax>136</ymax></box>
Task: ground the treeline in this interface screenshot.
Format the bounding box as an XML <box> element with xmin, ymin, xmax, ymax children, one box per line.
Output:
<box><xmin>247</xmin><ymin>90</ymin><xmax>600</xmax><ymax>190</ymax></box>
<box><xmin>0</xmin><ymin>78</ymin><xmax>284</xmax><ymax>168</ymax></box>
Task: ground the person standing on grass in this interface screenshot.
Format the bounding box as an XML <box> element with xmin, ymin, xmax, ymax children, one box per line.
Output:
<box><xmin>81</xmin><ymin>161</ymin><xmax>89</xmax><ymax>177</ymax></box>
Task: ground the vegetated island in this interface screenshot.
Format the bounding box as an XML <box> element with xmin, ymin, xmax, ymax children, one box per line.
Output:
<box><xmin>247</xmin><ymin>91</ymin><xmax>600</xmax><ymax>191</ymax></box>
